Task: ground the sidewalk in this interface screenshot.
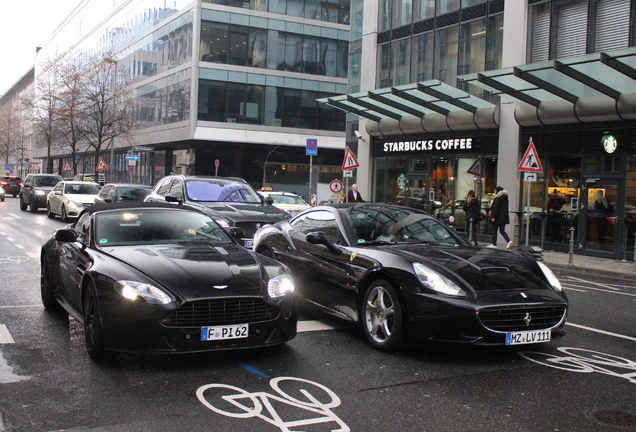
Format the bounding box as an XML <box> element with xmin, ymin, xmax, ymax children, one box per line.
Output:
<box><xmin>540</xmin><ymin>249</ymin><xmax>636</xmax><ymax>278</ymax></box>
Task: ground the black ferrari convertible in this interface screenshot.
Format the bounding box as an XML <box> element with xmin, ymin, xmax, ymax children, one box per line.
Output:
<box><xmin>41</xmin><ymin>202</ymin><xmax>298</xmax><ymax>360</ymax></box>
<box><xmin>253</xmin><ymin>203</ymin><xmax>568</xmax><ymax>352</ymax></box>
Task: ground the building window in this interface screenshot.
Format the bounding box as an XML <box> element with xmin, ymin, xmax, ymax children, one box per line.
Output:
<box><xmin>392</xmin><ymin>0</ymin><xmax>413</xmax><ymax>27</ymax></box>
<box><xmin>458</xmin><ymin>18</ymin><xmax>486</xmax><ymax>76</ymax></box>
<box><xmin>411</xmin><ymin>32</ymin><xmax>434</xmax><ymax>81</ymax></box>
<box><xmin>414</xmin><ymin>0</ymin><xmax>435</xmax><ymax>21</ymax></box>
<box><xmin>435</xmin><ymin>26</ymin><xmax>459</xmax><ymax>85</ymax></box>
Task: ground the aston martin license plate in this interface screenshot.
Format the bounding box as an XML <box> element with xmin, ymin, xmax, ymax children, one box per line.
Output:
<box><xmin>201</xmin><ymin>324</ymin><xmax>249</xmax><ymax>341</ymax></box>
<box><xmin>505</xmin><ymin>329</ymin><xmax>551</xmax><ymax>345</ymax></box>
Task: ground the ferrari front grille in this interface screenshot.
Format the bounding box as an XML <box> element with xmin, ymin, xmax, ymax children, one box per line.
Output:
<box><xmin>162</xmin><ymin>298</ymin><xmax>279</xmax><ymax>327</ymax></box>
<box><xmin>478</xmin><ymin>305</ymin><xmax>566</xmax><ymax>332</ymax></box>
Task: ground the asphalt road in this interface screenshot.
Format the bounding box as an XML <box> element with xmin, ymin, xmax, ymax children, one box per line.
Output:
<box><xmin>0</xmin><ymin>197</ymin><xmax>635</xmax><ymax>432</ymax></box>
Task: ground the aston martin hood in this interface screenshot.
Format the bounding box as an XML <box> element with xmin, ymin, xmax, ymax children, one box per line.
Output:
<box><xmin>105</xmin><ymin>243</ymin><xmax>266</xmax><ymax>299</ymax></box>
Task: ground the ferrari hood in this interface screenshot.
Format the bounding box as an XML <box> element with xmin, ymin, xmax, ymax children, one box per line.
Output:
<box><xmin>385</xmin><ymin>244</ymin><xmax>555</xmax><ymax>293</ymax></box>
<box><xmin>104</xmin><ymin>243</ymin><xmax>266</xmax><ymax>300</ymax></box>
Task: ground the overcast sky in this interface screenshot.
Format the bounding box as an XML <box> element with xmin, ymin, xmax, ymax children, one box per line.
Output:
<box><xmin>0</xmin><ymin>0</ymin><xmax>80</xmax><ymax>96</ymax></box>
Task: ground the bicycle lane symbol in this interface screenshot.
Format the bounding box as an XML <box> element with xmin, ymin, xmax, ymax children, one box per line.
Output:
<box><xmin>196</xmin><ymin>376</ymin><xmax>350</xmax><ymax>432</ymax></box>
<box><xmin>0</xmin><ymin>256</ymin><xmax>31</xmax><ymax>265</ymax></box>
<box><xmin>519</xmin><ymin>347</ymin><xmax>636</xmax><ymax>384</ymax></box>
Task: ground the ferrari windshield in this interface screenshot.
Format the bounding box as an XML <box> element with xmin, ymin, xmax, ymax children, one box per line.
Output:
<box><xmin>95</xmin><ymin>209</ymin><xmax>233</xmax><ymax>246</ymax></box>
<box><xmin>346</xmin><ymin>206</ymin><xmax>467</xmax><ymax>245</ymax></box>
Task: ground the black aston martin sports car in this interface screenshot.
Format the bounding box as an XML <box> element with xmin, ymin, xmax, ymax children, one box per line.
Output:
<box><xmin>41</xmin><ymin>202</ymin><xmax>298</xmax><ymax>360</ymax></box>
<box><xmin>253</xmin><ymin>203</ymin><xmax>568</xmax><ymax>352</ymax></box>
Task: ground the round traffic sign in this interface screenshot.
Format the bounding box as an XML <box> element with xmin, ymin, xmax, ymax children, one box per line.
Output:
<box><xmin>215</xmin><ymin>159</ymin><xmax>220</xmax><ymax>167</ymax></box>
<box><xmin>329</xmin><ymin>180</ymin><xmax>343</xmax><ymax>194</ymax></box>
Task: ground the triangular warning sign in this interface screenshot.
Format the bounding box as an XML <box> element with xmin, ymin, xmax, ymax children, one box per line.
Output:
<box><xmin>62</xmin><ymin>161</ymin><xmax>73</xmax><ymax>172</ymax></box>
<box><xmin>31</xmin><ymin>163</ymin><xmax>41</xmax><ymax>171</ymax></box>
<box><xmin>467</xmin><ymin>158</ymin><xmax>482</xmax><ymax>176</ymax></box>
<box><xmin>517</xmin><ymin>141</ymin><xmax>543</xmax><ymax>172</ymax></box>
<box><xmin>96</xmin><ymin>158</ymin><xmax>109</xmax><ymax>171</ymax></box>
<box><xmin>342</xmin><ymin>147</ymin><xmax>360</xmax><ymax>170</ymax></box>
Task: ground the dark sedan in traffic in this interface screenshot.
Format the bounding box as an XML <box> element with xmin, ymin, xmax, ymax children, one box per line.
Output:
<box><xmin>41</xmin><ymin>202</ymin><xmax>298</xmax><ymax>360</ymax></box>
<box><xmin>253</xmin><ymin>203</ymin><xmax>568</xmax><ymax>352</ymax></box>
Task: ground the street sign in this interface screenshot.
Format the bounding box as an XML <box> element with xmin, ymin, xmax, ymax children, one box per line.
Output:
<box><xmin>128</xmin><ymin>165</ymin><xmax>135</xmax><ymax>173</ymax></box>
<box><xmin>62</xmin><ymin>161</ymin><xmax>73</xmax><ymax>172</ymax></box>
<box><xmin>4</xmin><ymin>164</ymin><xmax>10</xmax><ymax>170</ymax></box>
<box><xmin>342</xmin><ymin>147</ymin><xmax>360</xmax><ymax>170</ymax></box>
<box><xmin>32</xmin><ymin>163</ymin><xmax>41</xmax><ymax>171</ymax></box>
<box><xmin>133</xmin><ymin>146</ymin><xmax>154</xmax><ymax>152</ymax></box>
<box><xmin>125</xmin><ymin>154</ymin><xmax>140</xmax><ymax>161</ymax></box>
<box><xmin>467</xmin><ymin>158</ymin><xmax>482</xmax><ymax>176</ymax></box>
<box><xmin>329</xmin><ymin>179</ymin><xmax>343</xmax><ymax>194</ymax></box>
<box><xmin>306</xmin><ymin>139</ymin><xmax>318</xmax><ymax>156</ymax></box>
<box><xmin>343</xmin><ymin>170</ymin><xmax>353</xmax><ymax>178</ymax></box>
<box><xmin>214</xmin><ymin>159</ymin><xmax>220</xmax><ymax>167</ymax></box>
<box><xmin>96</xmin><ymin>158</ymin><xmax>109</xmax><ymax>171</ymax></box>
<box><xmin>310</xmin><ymin>194</ymin><xmax>317</xmax><ymax>206</ymax></box>
<box><xmin>518</xmin><ymin>139</ymin><xmax>543</xmax><ymax>172</ymax></box>
<box><xmin>524</xmin><ymin>172</ymin><xmax>537</xmax><ymax>182</ymax></box>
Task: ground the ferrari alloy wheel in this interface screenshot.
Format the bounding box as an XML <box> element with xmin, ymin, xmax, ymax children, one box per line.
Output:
<box><xmin>83</xmin><ymin>282</ymin><xmax>112</xmax><ymax>360</ymax></box>
<box><xmin>47</xmin><ymin>204</ymin><xmax>55</xmax><ymax>219</ymax></box>
<box><xmin>362</xmin><ymin>280</ymin><xmax>404</xmax><ymax>352</ymax></box>
<box><xmin>40</xmin><ymin>255</ymin><xmax>62</xmax><ymax>312</ymax></box>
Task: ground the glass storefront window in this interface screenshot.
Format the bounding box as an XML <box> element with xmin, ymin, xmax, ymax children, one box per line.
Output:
<box><xmin>586</xmin><ymin>154</ymin><xmax>620</xmax><ymax>173</ymax></box>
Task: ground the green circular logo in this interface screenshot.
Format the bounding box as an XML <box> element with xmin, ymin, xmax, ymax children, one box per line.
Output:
<box><xmin>397</xmin><ymin>173</ymin><xmax>406</xmax><ymax>189</ymax></box>
<box><xmin>602</xmin><ymin>134</ymin><xmax>617</xmax><ymax>154</ymax></box>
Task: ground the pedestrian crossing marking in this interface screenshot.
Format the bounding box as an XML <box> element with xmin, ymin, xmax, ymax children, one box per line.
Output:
<box><xmin>0</xmin><ymin>325</ymin><xmax>15</xmax><ymax>344</ymax></box>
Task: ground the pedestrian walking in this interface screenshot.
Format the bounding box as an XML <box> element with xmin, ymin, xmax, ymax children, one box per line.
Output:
<box><xmin>347</xmin><ymin>184</ymin><xmax>364</xmax><ymax>203</ymax></box>
<box><xmin>488</xmin><ymin>186</ymin><xmax>513</xmax><ymax>249</ymax></box>
<box><xmin>463</xmin><ymin>189</ymin><xmax>481</xmax><ymax>246</ymax></box>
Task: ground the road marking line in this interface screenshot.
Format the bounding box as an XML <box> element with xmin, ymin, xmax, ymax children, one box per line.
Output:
<box><xmin>7</xmin><ymin>213</ymin><xmax>22</xmax><ymax>219</ymax></box>
<box><xmin>297</xmin><ymin>320</ymin><xmax>339</xmax><ymax>332</ymax></box>
<box><xmin>564</xmin><ymin>276</ymin><xmax>621</xmax><ymax>291</ymax></box>
<box><xmin>0</xmin><ymin>325</ymin><xmax>15</xmax><ymax>344</ymax></box>
<box><xmin>567</xmin><ymin>322</ymin><xmax>636</xmax><ymax>342</ymax></box>
<box><xmin>26</xmin><ymin>252</ymin><xmax>38</xmax><ymax>259</ymax></box>
<box><xmin>5</xmin><ymin>237</ymin><xmax>15</xmax><ymax>242</ymax></box>
<box><xmin>14</xmin><ymin>244</ymin><xmax>24</xmax><ymax>249</ymax></box>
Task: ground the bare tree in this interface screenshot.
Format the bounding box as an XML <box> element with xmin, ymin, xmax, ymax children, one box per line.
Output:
<box><xmin>77</xmin><ymin>53</ymin><xmax>136</xmax><ymax>180</ymax></box>
<box><xmin>54</xmin><ymin>55</ymin><xmax>88</xmax><ymax>175</ymax></box>
<box><xmin>0</xmin><ymin>103</ymin><xmax>31</xmax><ymax>176</ymax></box>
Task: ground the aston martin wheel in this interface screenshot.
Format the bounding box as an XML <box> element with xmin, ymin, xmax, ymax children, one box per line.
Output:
<box><xmin>41</xmin><ymin>254</ymin><xmax>62</xmax><ymax>312</ymax></box>
<box><xmin>47</xmin><ymin>204</ymin><xmax>56</xmax><ymax>219</ymax></box>
<box><xmin>83</xmin><ymin>282</ymin><xmax>112</xmax><ymax>360</ymax></box>
<box><xmin>362</xmin><ymin>279</ymin><xmax>404</xmax><ymax>352</ymax></box>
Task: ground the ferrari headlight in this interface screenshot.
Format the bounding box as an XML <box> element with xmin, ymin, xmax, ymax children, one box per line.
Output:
<box><xmin>537</xmin><ymin>261</ymin><xmax>562</xmax><ymax>292</ymax></box>
<box><xmin>114</xmin><ymin>280</ymin><xmax>172</xmax><ymax>304</ymax></box>
<box><xmin>268</xmin><ymin>274</ymin><xmax>294</xmax><ymax>298</ymax></box>
<box><xmin>413</xmin><ymin>263</ymin><xmax>466</xmax><ymax>297</ymax></box>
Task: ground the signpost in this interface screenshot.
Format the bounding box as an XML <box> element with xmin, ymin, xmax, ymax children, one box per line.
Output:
<box><xmin>215</xmin><ymin>159</ymin><xmax>220</xmax><ymax>176</ymax></box>
<box><xmin>518</xmin><ymin>137</ymin><xmax>543</xmax><ymax>246</ymax></box>
<box><xmin>342</xmin><ymin>147</ymin><xmax>360</xmax><ymax>202</ymax></box>
<box><xmin>307</xmin><ymin>139</ymin><xmax>318</xmax><ymax>203</ymax></box>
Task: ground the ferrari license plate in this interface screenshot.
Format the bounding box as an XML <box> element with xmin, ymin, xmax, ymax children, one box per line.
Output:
<box><xmin>201</xmin><ymin>324</ymin><xmax>249</xmax><ymax>341</ymax></box>
<box><xmin>505</xmin><ymin>329</ymin><xmax>551</xmax><ymax>345</ymax></box>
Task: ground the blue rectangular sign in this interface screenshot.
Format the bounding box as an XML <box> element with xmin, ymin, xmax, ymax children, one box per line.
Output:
<box><xmin>306</xmin><ymin>138</ymin><xmax>318</xmax><ymax>156</ymax></box>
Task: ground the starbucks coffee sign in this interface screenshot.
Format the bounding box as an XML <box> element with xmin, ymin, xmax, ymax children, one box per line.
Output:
<box><xmin>602</xmin><ymin>134</ymin><xmax>617</xmax><ymax>154</ymax></box>
<box><xmin>383</xmin><ymin>138</ymin><xmax>473</xmax><ymax>153</ymax></box>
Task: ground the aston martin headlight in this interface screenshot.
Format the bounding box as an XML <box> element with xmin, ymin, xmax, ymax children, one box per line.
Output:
<box><xmin>268</xmin><ymin>274</ymin><xmax>295</xmax><ymax>298</ymax></box>
<box><xmin>413</xmin><ymin>263</ymin><xmax>466</xmax><ymax>297</ymax></box>
<box><xmin>537</xmin><ymin>261</ymin><xmax>562</xmax><ymax>292</ymax></box>
<box><xmin>114</xmin><ymin>280</ymin><xmax>172</xmax><ymax>304</ymax></box>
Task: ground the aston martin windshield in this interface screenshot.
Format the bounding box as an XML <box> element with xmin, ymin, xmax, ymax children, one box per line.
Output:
<box><xmin>95</xmin><ymin>209</ymin><xmax>233</xmax><ymax>246</ymax></box>
<box><xmin>346</xmin><ymin>206</ymin><xmax>466</xmax><ymax>245</ymax></box>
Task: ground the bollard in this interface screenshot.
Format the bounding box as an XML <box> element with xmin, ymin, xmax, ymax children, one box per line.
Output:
<box><xmin>568</xmin><ymin>226</ymin><xmax>575</xmax><ymax>266</ymax></box>
<box><xmin>514</xmin><ymin>218</ymin><xmax>520</xmax><ymax>251</ymax></box>
<box><xmin>468</xmin><ymin>217</ymin><xmax>474</xmax><ymax>245</ymax></box>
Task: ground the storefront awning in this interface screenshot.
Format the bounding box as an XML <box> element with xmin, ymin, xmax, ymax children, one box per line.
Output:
<box><xmin>320</xmin><ymin>46</ymin><xmax>636</xmax><ymax>135</ymax></box>
<box><xmin>318</xmin><ymin>80</ymin><xmax>500</xmax><ymax>135</ymax></box>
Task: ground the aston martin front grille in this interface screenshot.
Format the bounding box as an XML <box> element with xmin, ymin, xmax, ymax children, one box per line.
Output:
<box><xmin>478</xmin><ymin>305</ymin><xmax>566</xmax><ymax>332</ymax></box>
<box><xmin>162</xmin><ymin>298</ymin><xmax>279</xmax><ymax>327</ymax></box>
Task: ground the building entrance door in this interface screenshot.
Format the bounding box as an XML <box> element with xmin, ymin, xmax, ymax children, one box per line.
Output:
<box><xmin>579</xmin><ymin>178</ymin><xmax>622</xmax><ymax>257</ymax></box>
<box><xmin>397</xmin><ymin>174</ymin><xmax>431</xmax><ymax>212</ymax></box>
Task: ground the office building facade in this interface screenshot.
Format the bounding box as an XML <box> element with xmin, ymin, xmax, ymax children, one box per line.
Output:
<box><xmin>326</xmin><ymin>0</ymin><xmax>636</xmax><ymax>259</ymax></box>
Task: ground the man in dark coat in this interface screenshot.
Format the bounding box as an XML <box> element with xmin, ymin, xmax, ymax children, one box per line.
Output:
<box><xmin>488</xmin><ymin>186</ymin><xmax>513</xmax><ymax>249</ymax></box>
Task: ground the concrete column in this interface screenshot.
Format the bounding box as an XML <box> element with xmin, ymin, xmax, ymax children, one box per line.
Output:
<box><xmin>497</xmin><ymin>0</ymin><xmax>529</xmax><ymax>238</ymax></box>
<box><xmin>356</xmin><ymin>0</ymin><xmax>380</xmax><ymax>200</ymax></box>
